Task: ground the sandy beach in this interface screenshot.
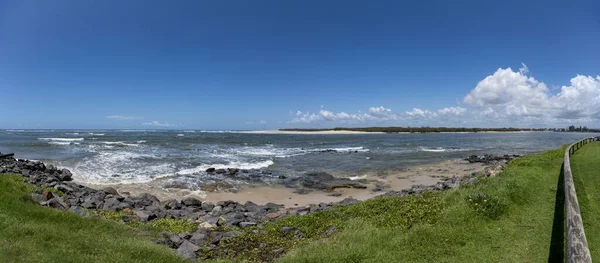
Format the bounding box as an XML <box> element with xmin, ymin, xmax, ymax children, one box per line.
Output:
<box><xmin>83</xmin><ymin>159</ymin><xmax>489</xmax><ymax>207</ymax></box>
<box><xmin>239</xmin><ymin>130</ymin><xmax>385</xmax><ymax>134</ymax></box>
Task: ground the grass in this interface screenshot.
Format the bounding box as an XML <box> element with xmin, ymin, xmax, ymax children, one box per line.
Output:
<box><xmin>0</xmin><ymin>144</ymin><xmax>582</xmax><ymax>262</ymax></box>
<box><xmin>569</xmin><ymin>141</ymin><xmax>600</xmax><ymax>259</ymax></box>
<box><xmin>0</xmin><ymin>174</ymin><xmax>185</xmax><ymax>263</ymax></box>
<box><xmin>266</xmin><ymin>145</ymin><xmax>568</xmax><ymax>262</ymax></box>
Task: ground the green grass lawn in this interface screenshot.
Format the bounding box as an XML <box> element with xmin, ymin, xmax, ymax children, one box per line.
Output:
<box><xmin>570</xmin><ymin>141</ymin><xmax>600</xmax><ymax>260</ymax></box>
<box><xmin>0</xmin><ymin>144</ymin><xmax>578</xmax><ymax>262</ymax></box>
<box><xmin>0</xmin><ymin>174</ymin><xmax>185</xmax><ymax>263</ymax></box>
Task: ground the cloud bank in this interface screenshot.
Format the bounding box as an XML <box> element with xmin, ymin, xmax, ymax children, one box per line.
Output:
<box><xmin>288</xmin><ymin>65</ymin><xmax>600</xmax><ymax>127</ymax></box>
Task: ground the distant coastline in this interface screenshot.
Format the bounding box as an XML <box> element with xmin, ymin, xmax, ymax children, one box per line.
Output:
<box><xmin>278</xmin><ymin>126</ymin><xmax>600</xmax><ymax>134</ymax></box>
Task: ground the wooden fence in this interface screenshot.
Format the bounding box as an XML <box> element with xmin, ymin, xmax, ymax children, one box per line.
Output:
<box><xmin>563</xmin><ymin>137</ymin><xmax>597</xmax><ymax>263</ymax></box>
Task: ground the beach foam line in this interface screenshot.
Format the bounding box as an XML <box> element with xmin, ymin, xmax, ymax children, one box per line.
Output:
<box><xmin>38</xmin><ymin>138</ymin><xmax>85</xmax><ymax>142</ymax></box>
<box><xmin>49</xmin><ymin>141</ymin><xmax>81</xmax><ymax>146</ymax></box>
<box><xmin>176</xmin><ymin>160</ymin><xmax>275</xmax><ymax>176</ymax></box>
<box><xmin>102</xmin><ymin>141</ymin><xmax>140</xmax><ymax>147</ymax></box>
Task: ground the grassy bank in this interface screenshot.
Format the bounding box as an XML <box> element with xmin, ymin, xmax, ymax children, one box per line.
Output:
<box><xmin>569</xmin><ymin>141</ymin><xmax>600</xmax><ymax>259</ymax></box>
<box><xmin>0</xmin><ymin>174</ymin><xmax>184</xmax><ymax>263</ymax></box>
<box><xmin>1</xmin><ymin>144</ymin><xmax>573</xmax><ymax>262</ymax></box>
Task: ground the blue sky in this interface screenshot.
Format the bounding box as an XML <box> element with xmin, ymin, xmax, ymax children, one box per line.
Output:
<box><xmin>1</xmin><ymin>0</ymin><xmax>599</xmax><ymax>129</ymax></box>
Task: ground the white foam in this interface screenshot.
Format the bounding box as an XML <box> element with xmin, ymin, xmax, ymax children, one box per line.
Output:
<box><xmin>65</xmin><ymin>133</ymin><xmax>80</xmax><ymax>135</ymax></box>
<box><xmin>88</xmin><ymin>133</ymin><xmax>105</xmax><ymax>136</ymax></box>
<box><xmin>71</xmin><ymin>151</ymin><xmax>175</xmax><ymax>184</ymax></box>
<box><xmin>420</xmin><ymin>147</ymin><xmax>446</xmax><ymax>152</ymax></box>
<box><xmin>137</xmin><ymin>140</ymin><xmax>146</xmax><ymax>143</ymax></box>
<box><xmin>183</xmin><ymin>130</ymin><xmax>196</xmax><ymax>133</ymax></box>
<box><xmin>48</xmin><ymin>141</ymin><xmax>81</xmax><ymax>146</ymax></box>
<box><xmin>102</xmin><ymin>141</ymin><xmax>140</xmax><ymax>147</ymax></box>
<box><xmin>6</xmin><ymin>130</ymin><xmax>25</xmax><ymax>132</ymax></box>
<box><xmin>319</xmin><ymin>146</ymin><xmax>369</xmax><ymax>153</ymax></box>
<box><xmin>419</xmin><ymin>147</ymin><xmax>471</xmax><ymax>152</ymax></box>
<box><xmin>176</xmin><ymin>160</ymin><xmax>275</xmax><ymax>176</ymax></box>
<box><xmin>39</xmin><ymin>138</ymin><xmax>85</xmax><ymax>142</ymax></box>
<box><xmin>349</xmin><ymin>174</ymin><xmax>368</xmax><ymax>180</ymax></box>
<box><xmin>177</xmin><ymin>134</ymin><xmax>184</xmax><ymax>137</ymax></box>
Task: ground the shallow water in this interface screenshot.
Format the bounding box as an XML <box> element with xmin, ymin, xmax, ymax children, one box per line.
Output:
<box><xmin>0</xmin><ymin>130</ymin><xmax>595</xmax><ymax>187</ymax></box>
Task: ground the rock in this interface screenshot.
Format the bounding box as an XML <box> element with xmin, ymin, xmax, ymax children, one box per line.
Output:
<box><xmin>55</xmin><ymin>184</ymin><xmax>73</xmax><ymax>194</ymax></box>
<box><xmin>134</xmin><ymin>209</ymin><xmax>157</xmax><ymax>222</ymax></box>
<box><xmin>189</xmin><ymin>232</ymin><xmax>208</xmax><ymax>246</ymax></box>
<box><xmin>102</xmin><ymin>187</ymin><xmax>119</xmax><ymax>195</ymax></box>
<box><xmin>163</xmin><ymin>199</ymin><xmax>181</xmax><ymax>210</ymax></box>
<box><xmin>215</xmin><ymin>169</ymin><xmax>226</xmax><ymax>174</ymax></box>
<box><xmin>177</xmin><ymin>240</ymin><xmax>200</xmax><ymax>260</ymax></box>
<box><xmin>227</xmin><ymin>168</ymin><xmax>239</xmax><ymax>175</ymax></box>
<box><xmin>205</xmin><ymin>167</ymin><xmax>216</xmax><ymax>173</ymax></box>
<box><xmin>239</xmin><ymin>222</ymin><xmax>257</xmax><ymax>229</ymax></box>
<box><xmin>103</xmin><ymin>197</ymin><xmax>122</xmax><ymax>211</ymax></box>
<box><xmin>201</xmin><ymin>202</ymin><xmax>215</xmax><ymax>212</ymax></box>
<box><xmin>182</xmin><ymin>197</ymin><xmax>202</xmax><ymax>207</ymax></box>
<box><xmin>30</xmin><ymin>193</ymin><xmax>47</xmax><ymax>203</ymax></box>
<box><xmin>266</xmin><ymin>212</ymin><xmax>279</xmax><ymax>219</ymax></box>
<box><xmin>216</xmin><ymin>216</ymin><xmax>227</xmax><ymax>226</ymax></box>
<box><xmin>264</xmin><ymin>202</ymin><xmax>281</xmax><ymax>213</ymax></box>
<box><xmin>211</xmin><ymin>205</ymin><xmax>223</xmax><ymax>215</ymax></box>
<box><xmin>282</xmin><ymin>226</ymin><xmax>295</xmax><ymax>234</ymax></box>
<box><xmin>46</xmin><ymin>197</ymin><xmax>69</xmax><ymax>210</ymax></box>
<box><xmin>136</xmin><ymin>193</ymin><xmax>160</xmax><ymax>207</ymax></box>
<box><xmin>41</xmin><ymin>189</ymin><xmax>54</xmax><ymax>200</ymax></box>
<box><xmin>58</xmin><ymin>169</ymin><xmax>73</xmax><ymax>181</ymax></box>
<box><xmin>68</xmin><ymin>206</ymin><xmax>91</xmax><ymax>217</ymax></box>
<box><xmin>325</xmin><ymin>225</ymin><xmax>338</xmax><ymax>236</ymax></box>
<box><xmin>244</xmin><ymin>201</ymin><xmax>260</xmax><ymax>213</ymax></box>
<box><xmin>328</xmin><ymin>192</ymin><xmax>342</xmax><ymax>197</ymax></box>
<box><xmin>198</xmin><ymin>222</ymin><xmax>217</xmax><ymax>230</ymax></box>
<box><xmin>338</xmin><ymin>197</ymin><xmax>359</xmax><ymax>206</ymax></box>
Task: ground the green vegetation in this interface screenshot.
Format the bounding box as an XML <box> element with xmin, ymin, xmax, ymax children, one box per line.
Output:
<box><xmin>147</xmin><ymin>218</ymin><xmax>197</xmax><ymax>234</ymax></box>
<box><xmin>569</xmin><ymin>142</ymin><xmax>600</xmax><ymax>259</ymax></box>
<box><xmin>91</xmin><ymin>209</ymin><xmax>196</xmax><ymax>234</ymax></box>
<box><xmin>280</xmin><ymin>126</ymin><xmax>546</xmax><ymax>133</ymax></box>
<box><xmin>0</xmin><ymin>174</ymin><xmax>184</xmax><ymax>263</ymax></box>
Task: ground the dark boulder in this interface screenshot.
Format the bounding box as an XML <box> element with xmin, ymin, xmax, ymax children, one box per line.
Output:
<box><xmin>182</xmin><ymin>197</ymin><xmax>202</xmax><ymax>207</ymax></box>
<box><xmin>58</xmin><ymin>169</ymin><xmax>73</xmax><ymax>181</ymax></box>
<box><xmin>177</xmin><ymin>240</ymin><xmax>200</xmax><ymax>260</ymax></box>
<box><xmin>102</xmin><ymin>187</ymin><xmax>119</xmax><ymax>195</ymax></box>
<box><xmin>68</xmin><ymin>206</ymin><xmax>91</xmax><ymax>217</ymax></box>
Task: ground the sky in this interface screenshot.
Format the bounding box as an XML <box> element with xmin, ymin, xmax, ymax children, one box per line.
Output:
<box><xmin>0</xmin><ymin>0</ymin><xmax>599</xmax><ymax>130</ymax></box>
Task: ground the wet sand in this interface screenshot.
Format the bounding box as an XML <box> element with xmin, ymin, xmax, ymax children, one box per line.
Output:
<box><xmin>83</xmin><ymin>159</ymin><xmax>488</xmax><ymax>207</ymax></box>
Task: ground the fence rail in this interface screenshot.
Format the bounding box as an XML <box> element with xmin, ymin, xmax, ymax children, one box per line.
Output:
<box><xmin>564</xmin><ymin>137</ymin><xmax>596</xmax><ymax>263</ymax></box>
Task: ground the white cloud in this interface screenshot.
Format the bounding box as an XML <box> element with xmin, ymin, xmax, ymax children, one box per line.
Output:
<box><xmin>106</xmin><ymin>115</ymin><xmax>143</xmax><ymax>120</ymax></box>
<box><xmin>290</xmin><ymin>106</ymin><xmax>463</xmax><ymax>124</ymax></box>
<box><xmin>464</xmin><ymin>66</ymin><xmax>600</xmax><ymax>122</ymax></box>
<box><xmin>437</xmin><ymin>107</ymin><xmax>467</xmax><ymax>116</ymax></box>
<box><xmin>285</xmin><ymin>65</ymin><xmax>598</xmax><ymax>127</ymax></box>
<box><xmin>142</xmin><ymin>121</ymin><xmax>175</xmax><ymax>127</ymax></box>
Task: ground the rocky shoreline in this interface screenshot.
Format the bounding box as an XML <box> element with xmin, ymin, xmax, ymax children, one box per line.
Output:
<box><xmin>0</xmin><ymin>154</ymin><xmax>518</xmax><ymax>261</ymax></box>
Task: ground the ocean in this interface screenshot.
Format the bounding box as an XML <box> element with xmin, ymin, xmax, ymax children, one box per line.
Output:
<box><xmin>0</xmin><ymin>130</ymin><xmax>595</xmax><ymax>190</ymax></box>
